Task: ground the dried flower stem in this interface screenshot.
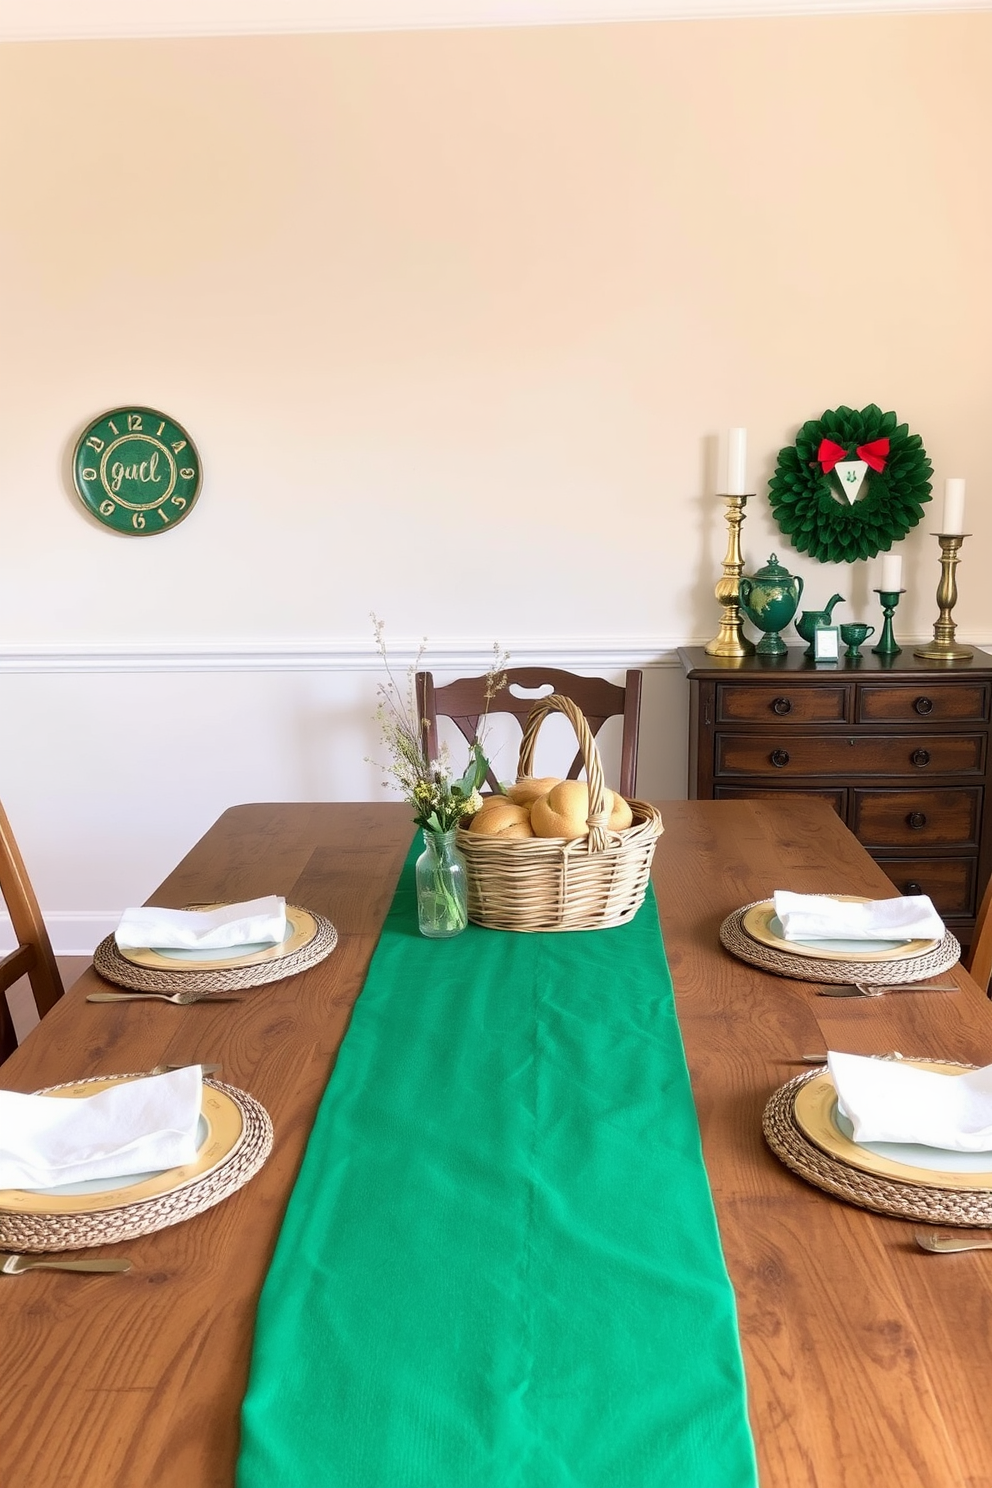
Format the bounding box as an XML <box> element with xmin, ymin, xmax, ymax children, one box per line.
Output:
<box><xmin>369</xmin><ymin>616</ymin><xmax>508</xmax><ymax>833</ymax></box>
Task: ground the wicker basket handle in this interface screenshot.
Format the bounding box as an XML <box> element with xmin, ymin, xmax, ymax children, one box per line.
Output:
<box><xmin>517</xmin><ymin>694</ymin><xmax>610</xmax><ymax>852</ymax></box>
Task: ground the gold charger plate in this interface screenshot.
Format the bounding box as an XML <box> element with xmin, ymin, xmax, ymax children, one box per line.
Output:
<box><xmin>0</xmin><ymin>1075</ymin><xmax>245</xmax><ymax>1215</ymax></box>
<box><xmin>793</xmin><ymin>1061</ymin><xmax>992</xmax><ymax>1192</ymax></box>
<box><xmin>742</xmin><ymin>896</ymin><xmax>937</xmax><ymax>963</ymax></box>
<box><xmin>118</xmin><ymin>903</ymin><xmax>318</xmax><ymax>972</ymax></box>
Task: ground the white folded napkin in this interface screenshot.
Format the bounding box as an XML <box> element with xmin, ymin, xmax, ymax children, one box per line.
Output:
<box><xmin>773</xmin><ymin>890</ymin><xmax>944</xmax><ymax>943</ymax></box>
<box><xmin>0</xmin><ymin>1067</ymin><xmax>203</xmax><ymax>1190</ymax></box>
<box><xmin>828</xmin><ymin>1052</ymin><xmax>992</xmax><ymax>1152</ymax></box>
<box><xmin>115</xmin><ymin>895</ymin><xmax>287</xmax><ymax>951</ymax></box>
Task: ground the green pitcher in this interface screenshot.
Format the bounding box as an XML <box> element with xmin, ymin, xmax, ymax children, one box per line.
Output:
<box><xmin>795</xmin><ymin>593</ymin><xmax>845</xmax><ymax>657</ymax></box>
<box><xmin>738</xmin><ymin>554</ymin><xmax>804</xmax><ymax>656</ymax></box>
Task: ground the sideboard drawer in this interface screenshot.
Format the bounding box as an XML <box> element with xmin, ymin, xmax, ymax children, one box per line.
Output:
<box><xmin>876</xmin><ymin>856</ymin><xmax>976</xmax><ymax>917</ymax></box>
<box><xmin>714</xmin><ymin>734</ymin><xmax>985</xmax><ymax>779</ymax></box>
<box><xmin>716</xmin><ymin>684</ymin><xmax>848</xmax><ymax>725</ymax></box>
<box><xmin>857</xmin><ymin>684</ymin><xmax>989</xmax><ymax>724</ymax></box>
<box><xmin>852</xmin><ymin>788</ymin><xmax>982</xmax><ymax>849</ymax></box>
<box><xmin>714</xmin><ymin>785</ymin><xmax>847</xmax><ymax>816</ymax></box>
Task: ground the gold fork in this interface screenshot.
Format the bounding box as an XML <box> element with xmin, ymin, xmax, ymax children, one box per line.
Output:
<box><xmin>87</xmin><ymin>991</ymin><xmax>242</xmax><ymax>1005</ymax></box>
<box><xmin>0</xmin><ymin>1253</ymin><xmax>132</xmax><ymax>1274</ymax></box>
<box><xmin>915</xmin><ymin>1230</ymin><xmax>992</xmax><ymax>1254</ymax></box>
<box><xmin>816</xmin><ymin>982</ymin><xmax>957</xmax><ymax>998</ymax></box>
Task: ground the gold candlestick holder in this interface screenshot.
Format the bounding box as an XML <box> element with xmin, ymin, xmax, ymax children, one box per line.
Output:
<box><xmin>913</xmin><ymin>533</ymin><xmax>974</xmax><ymax>661</ymax></box>
<box><xmin>705</xmin><ymin>493</ymin><xmax>756</xmax><ymax>658</ymax></box>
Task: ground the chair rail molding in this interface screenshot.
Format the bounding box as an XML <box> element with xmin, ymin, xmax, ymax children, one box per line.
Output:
<box><xmin>0</xmin><ymin>635</ymin><xmax>985</xmax><ymax>673</ymax></box>
<box><xmin>2</xmin><ymin>0</ymin><xmax>987</xmax><ymax>43</ymax></box>
<box><xmin>0</xmin><ymin>638</ymin><xmax>685</xmax><ymax>673</ymax></box>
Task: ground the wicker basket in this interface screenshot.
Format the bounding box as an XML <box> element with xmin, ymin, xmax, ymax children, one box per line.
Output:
<box><xmin>456</xmin><ymin>693</ymin><xmax>664</xmax><ymax>932</ymax></box>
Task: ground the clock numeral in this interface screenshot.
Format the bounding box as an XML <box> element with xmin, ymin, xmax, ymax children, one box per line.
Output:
<box><xmin>171</xmin><ymin>495</ymin><xmax>187</xmax><ymax>510</ymax></box>
<box><xmin>171</xmin><ymin>439</ymin><xmax>187</xmax><ymax>454</ymax></box>
<box><xmin>81</xmin><ymin>467</ymin><xmax>98</xmax><ymax>481</ymax></box>
<box><xmin>156</xmin><ymin>421</ymin><xmax>165</xmax><ymax>436</ymax></box>
<box><xmin>157</xmin><ymin>507</ymin><xmax>170</xmax><ymax>524</ymax></box>
<box><xmin>127</xmin><ymin>413</ymin><xmax>143</xmax><ymax>432</ymax></box>
<box><xmin>179</xmin><ymin>467</ymin><xmax>196</xmax><ymax>480</ymax></box>
<box><xmin>99</xmin><ymin>499</ymin><xmax>115</xmax><ymax>517</ymax></box>
<box><xmin>86</xmin><ymin>436</ymin><xmax>104</xmax><ymax>453</ymax></box>
<box><xmin>108</xmin><ymin>419</ymin><xmax>119</xmax><ymax>435</ymax></box>
<box><xmin>132</xmin><ymin>512</ymin><xmax>146</xmax><ymax>530</ymax></box>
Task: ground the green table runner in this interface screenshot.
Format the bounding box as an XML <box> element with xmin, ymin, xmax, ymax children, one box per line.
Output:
<box><xmin>238</xmin><ymin>853</ymin><xmax>757</xmax><ymax>1488</ymax></box>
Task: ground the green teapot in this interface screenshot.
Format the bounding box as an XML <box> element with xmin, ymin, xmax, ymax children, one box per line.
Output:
<box><xmin>738</xmin><ymin>555</ymin><xmax>804</xmax><ymax>657</ymax></box>
<box><xmin>795</xmin><ymin>593</ymin><xmax>845</xmax><ymax>657</ymax></box>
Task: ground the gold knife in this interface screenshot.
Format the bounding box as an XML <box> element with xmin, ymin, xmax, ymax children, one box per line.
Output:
<box><xmin>152</xmin><ymin>1063</ymin><xmax>222</xmax><ymax>1076</ymax></box>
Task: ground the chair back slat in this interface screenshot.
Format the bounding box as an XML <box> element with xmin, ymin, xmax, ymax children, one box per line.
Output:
<box><xmin>0</xmin><ymin>1001</ymin><xmax>15</xmax><ymax>1063</ymax></box>
<box><xmin>417</xmin><ymin>667</ymin><xmax>642</xmax><ymax>798</ymax></box>
<box><xmin>967</xmin><ymin>871</ymin><xmax>992</xmax><ymax>994</ymax></box>
<box><xmin>0</xmin><ymin>799</ymin><xmax>64</xmax><ymax>1055</ymax></box>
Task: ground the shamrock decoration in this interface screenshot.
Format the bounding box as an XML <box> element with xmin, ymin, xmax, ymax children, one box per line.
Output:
<box><xmin>768</xmin><ymin>404</ymin><xmax>932</xmax><ymax>563</ymax></box>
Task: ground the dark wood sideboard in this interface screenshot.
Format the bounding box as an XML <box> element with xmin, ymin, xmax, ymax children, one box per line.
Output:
<box><xmin>678</xmin><ymin>646</ymin><xmax>992</xmax><ymax>946</ymax></box>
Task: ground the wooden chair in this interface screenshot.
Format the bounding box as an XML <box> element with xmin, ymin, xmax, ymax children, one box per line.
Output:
<box><xmin>0</xmin><ymin>799</ymin><xmax>63</xmax><ymax>1061</ymax></box>
<box><xmin>416</xmin><ymin>667</ymin><xmax>642</xmax><ymax>798</ymax></box>
<box><xmin>966</xmin><ymin>873</ymin><xmax>992</xmax><ymax>995</ymax></box>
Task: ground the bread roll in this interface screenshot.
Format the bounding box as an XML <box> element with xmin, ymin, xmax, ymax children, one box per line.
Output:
<box><xmin>505</xmin><ymin>776</ymin><xmax>562</xmax><ymax>807</ymax></box>
<box><xmin>609</xmin><ymin>794</ymin><xmax>634</xmax><ymax>831</ymax></box>
<box><xmin>468</xmin><ymin>794</ymin><xmax>516</xmax><ymax>821</ymax></box>
<box><xmin>530</xmin><ymin>780</ymin><xmax>607</xmax><ymax>840</ymax></box>
<box><xmin>467</xmin><ymin>796</ymin><xmax>517</xmax><ymax>829</ymax></box>
<box><xmin>468</xmin><ymin>798</ymin><xmax>535</xmax><ymax>838</ymax></box>
<box><xmin>492</xmin><ymin>819</ymin><xmax>536</xmax><ymax>840</ymax></box>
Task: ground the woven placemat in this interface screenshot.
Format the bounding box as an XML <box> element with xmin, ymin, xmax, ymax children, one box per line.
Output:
<box><xmin>720</xmin><ymin>900</ymin><xmax>961</xmax><ymax>985</ymax></box>
<box><xmin>93</xmin><ymin>907</ymin><xmax>337</xmax><ymax>995</ymax></box>
<box><xmin>0</xmin><ymin>1076</ymin><xmax>273</xmax><ymax>1252</ymax></box>
<box><xmin>763</xmin><ymin>1064</ymin><xmax>992</xmax><ymax>1227</ymax></box>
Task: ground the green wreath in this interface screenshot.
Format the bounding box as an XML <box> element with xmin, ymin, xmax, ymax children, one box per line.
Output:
<box><xmin>768</xmin><ymin>404</ymin><xmax>932</xmax><ymax>564</ymax></box>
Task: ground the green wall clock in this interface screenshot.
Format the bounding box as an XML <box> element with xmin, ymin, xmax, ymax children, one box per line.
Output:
<box><xmin>72</xmin><ymin>407</ymin><xmax>201</xmax><ymax>536</ymax></box>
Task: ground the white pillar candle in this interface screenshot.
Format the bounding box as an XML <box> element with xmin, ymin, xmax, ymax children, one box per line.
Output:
<box><xmin>880</xmin><ymin>554</ymin><xmax>903</xmax><ymax>592</ymax></box>
<box><xmin>726</xmin><ymin>428</ymin><xmax>747</xmax><ymax>495</ymax></box>
<box><xmin>942</xmin><ymin>478</ymin><xmax>966</xmax><ymax>534</ymax></box>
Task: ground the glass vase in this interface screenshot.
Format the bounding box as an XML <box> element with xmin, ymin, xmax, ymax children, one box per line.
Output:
<box><xmin>415</xmin><ymin>828</ymin><xmax>469</xmax><ymax>939</ymax></box>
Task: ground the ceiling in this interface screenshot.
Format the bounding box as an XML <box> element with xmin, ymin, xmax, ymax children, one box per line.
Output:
<box><xmin>1</xmin><ymin>0</ymin><xmax>988</xmax><ymax>43</ymax></box>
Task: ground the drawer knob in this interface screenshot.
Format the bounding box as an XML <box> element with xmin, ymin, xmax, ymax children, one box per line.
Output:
<box><xmin>904</xmin><ymin>881</ymin><xmax>924</xmax><ymax>896</ymax></box>
<box><xmin>771</xmin><ymin>696</ymin><xmax>792</xmax><ymax>716</ymax></box>
<box><xmin>907</xmin><ymin>811</ymin><xmax>928</xmax><ymax>830</ymax></box>
<box><xmin>914</xmin><ymin>696</ymin><xmax>935</xmax><ymax>715</ymax></box>
<box><xmin>911</xmin><ymin>748</ymin><xmax>931</xmax><ymax>768</ymax></box>
<box><xmin>770</xmin><ymin>749</ymin><xmax>790</xmax><ymax>768</ymax></box>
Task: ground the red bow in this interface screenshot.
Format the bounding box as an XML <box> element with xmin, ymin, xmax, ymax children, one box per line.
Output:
<box><xmin>818</xmin><ymin>437</ymin><xmax>890</xmax><ymax>474</ymax></box>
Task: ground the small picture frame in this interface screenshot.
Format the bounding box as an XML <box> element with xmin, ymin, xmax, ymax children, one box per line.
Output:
<box><xmin>814</xmin><ymin>625</ymin><xmax>840</xmax><ymax>663</ymax></box>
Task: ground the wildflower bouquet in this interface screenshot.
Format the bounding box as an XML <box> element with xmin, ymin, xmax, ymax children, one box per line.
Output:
<box><xmin>371</xmin><ymin>616</ymin><xmax>508</xmax><ymax>828</ymax></box>
<box><xmin>370</xmin><ymin>617</ymin><xmax>508</xmax><ymax>936</ymax></box>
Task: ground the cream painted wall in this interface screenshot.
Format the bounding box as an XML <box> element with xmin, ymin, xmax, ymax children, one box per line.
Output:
<box><xmin>1</xmin><ymin>15</ymin><xmax>990</xmax><ymax>948</ymax></box>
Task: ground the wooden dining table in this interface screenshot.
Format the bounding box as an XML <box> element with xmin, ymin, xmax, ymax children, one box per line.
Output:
<box><xmin>3</xmin><ymin>797</ymin><xmax>992</xmax><ymax>1488</ymax></box>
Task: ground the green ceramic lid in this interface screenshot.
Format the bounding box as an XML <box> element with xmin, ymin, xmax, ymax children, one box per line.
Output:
<box><xmin>751</xmin><ymin>553</ymin><xmax>794</xmax><ymax>580</ymax></box>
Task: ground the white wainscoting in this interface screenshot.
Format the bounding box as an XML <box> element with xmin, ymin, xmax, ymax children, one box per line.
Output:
<box><xmin>0</xmin><ymin>638</ymin><xmax>691</xmax><ymax>954</ymax></box>
<box><xmin>12</xmin><ymin>633</ymin><xmax>987</xmax><ymax>954</ymax></box>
